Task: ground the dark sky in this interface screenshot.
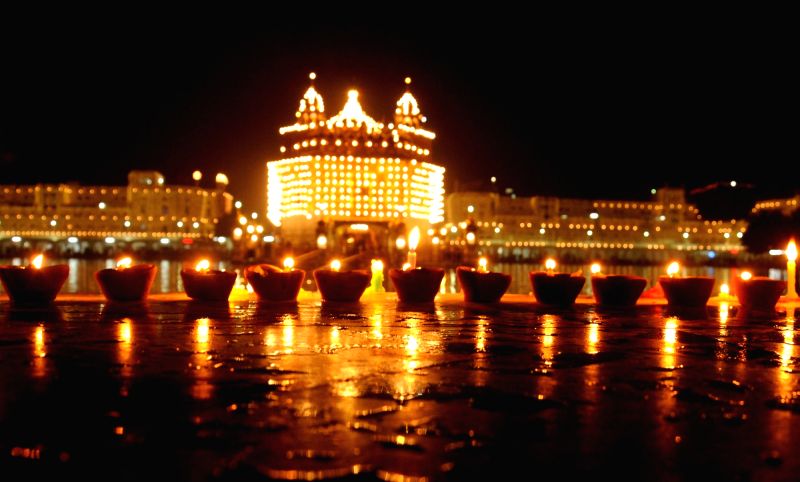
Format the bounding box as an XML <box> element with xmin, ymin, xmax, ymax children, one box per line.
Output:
<box><xmin>0</xmin><ymin>17</ymin><xmax>794</xmax><ymax>213</ymax></box>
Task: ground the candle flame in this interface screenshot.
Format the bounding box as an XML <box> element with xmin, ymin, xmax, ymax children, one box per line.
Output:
<box><xmin>402</xmin><ymin>262</ymin><xmax>412</xmax><ymax>271</ymax></box>
<box><xmin>330</xmin><ymin>259</ymin><xmax>341</xmax><ymax>271</ymax></box>
<box><xmin>283</xmin><ymin>257</ymin><xmax>295</xmax><ymax>270</ymax></box>
<box><xmin>740</xmin><ymin>271</ymin><xmax>753</xmax><ymax>281</ymax></box>
<box><xmin>31</xmin><ymin>254</ymin><xmax>44</xmax><ymax>270</ymax></box>
<box><xmin>667</xmin><ymin>261</ymin><xmax>680</xmax><ymax>277</ymax></box>
<box><xmin>478</xmin><ymin>257</ymin><xmax>488</xmax><ymax>272</ymax></box>
<box><xmin>787</xmin><ymin>240</ymin><xmax>798</xmax><ymax>262</ymax></box>
<box><xmin>545</xmin><ymin>258</ymin><xmax>556</xmax><ymax>271</ymax></box>
<box><xmin>408</xmin><ymin>227</ymin><xmax>420</xmax><ymax>251</ymax></box>
<box><xmin>116</xmin><ymin>257</ymin><xmax>132</xmax><ymax>269</ymax></box>
<box><xmin>590</xmin><ymin>262</ymin><xmax>602</xmax><ymax>275</ymax></box>
<box><xmin>371</xmin><ymin>259</ymin><xmax>384</xmax><ymax>272</ymax></box>
<box><xmin>195</xmin><ymin>259</ymin><xmax>211</xmax><ymax>272</ymax></box>
<box><xmin>720</xmin><ymin>283</ymin><xmax>730</xmax><ymax>295</ymax></box>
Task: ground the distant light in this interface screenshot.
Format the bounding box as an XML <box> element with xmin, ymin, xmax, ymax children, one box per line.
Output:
<box><xmin>317</xmin><ymin>234</ymin><xmax>328</xmax><ymax>249</ymax></box>
<box><xmin>769</xmin><ymin>249</ymin><xmax>784</xmax><ymax>256</ymax></box>
<box><xmin>450</xmin><ymin>226</ymin><xmax>457</xmax><ymax>234</ymax></box>
<box><xmin>217</xmin><ymin>236</ymin><xmax>227</xmax><ymax>244</ymax></box>
<box><xmin>123</xmin><ymin>220</ymin><xmax>131</xmax><ymax>228</ymax></box>
<box><xmin>157</xmin><ymin>177</ymin><xmax>164</xmax><ymax>185</ymax></box>
<box><xmin>427</xmin><ymin>228</ymin><xmax>435</xmax><ymax>236</ymax></box>
<box><xmin>740</xmin><ymin>271</ymin><xmax>753</xmax><ymax>281</ymax></box>
<box><xmin>432</xmin><ymin>236</ymin><xmax>440</xmax><ymax>245</ymax></box>
<box><xmin>589</xmin><ymin>212</ymin><xmax>599</xmax><ymax>220</ymax></box>
<box><xmin>723</xmin><ymin>232</ymin><xmax>730</xmax><ymax>239</ymax></box>
<box><xmin>49</xmin><ymin>220</ymin><xmax>57</xmax><ymax>227</ymax></box>
<box><xmin>707</xmin><ymin>250</ymin><xmax>716</xmax><ymax>259</ymax></box>
<box><xmin>466</xmin><ymin>232</ymin><xmax>476</xmax><ymax>244</ymax></box>
<box><xmin>11</xmin><ymin>236</ymin><xmax>22</xmax><ymax>243</ymax></box>
<box><xmin>67</xmin><ymin>236</ymin><xmax>79</xmax><ymax>244</ymax></box>
<box><xmin>736</xmin><ymin>232</ymin><xmax>743</xmax><ymax>239</ymax></box>
<box><xmin>643</xmin><ymin>231</ymin><xmax>650</xmax><ymax>237</ymax></box>
<box><xmin>177</xmin><ymin>221</ymin><xmax>184</xmax><ymax>228</ymax></box>
<box><xmin>239</xmin><ymin>216</ymin><xmax>247</xmax><ymax>225</ymax></box>
<box><xmin>160</xmin><ymin>238</ymin><xmax>170</xmax><ymax>245</ymax></box>
<box><xmin>263</xmin><ymin>235</ymin><xmax>275</xmax><ymax>243</ymax></box>
<box><xmin>490</xmin><ymin>176</ymin><xmax>497</xmax><ymax>183</ymax></box>
<box><xmin>587</xmin><ymin>230</ymin><xmax>593</xmax><ymax>236</ymax></box>
<box><xmin>350</xmin><ymin>224</ymin><xmax>369</xmax><ymax>232</ymax></box>
<box><xmin>233</xmin><ymin>227</ymin><xmax>243</xmax><ymax>239</ymax></box>
<box><xmin>730</xmin><ymin>180</ymin><xmax>737</xmax><ymax>187</ymax></box>
<box><xmin>682</xmin><ymin>232</ymin><xmax>689</xmax><ymax>239</ymax></box>
<box><xmin>659</xmin><ymin>215</ymin><xmax>666</xmax><ymax>221</ymax></box>
<box><xmin>250</xmin><ymin>234</ymin><xmax>259</xmax><ymax>242</ymax></box>
<box><xmin>215</xmin><ymin>173</ymin><xmax>229</xmax><ymax>185</ymax></box>
<box><xmin>105</xmin><ymin>237</ymin><xmax>116</xmax><ymax>244</ymax></box>
<box><xmin>651</xmin><ymin>188</ymin><xmax>657</xmax><ymax>195</ymax></box>
<box><xmin>539</xmin><ymin>228</ymin><xmax>546</xmax><ymax>235</ymax></box>
<box><xmin>234</xmin><ymin>201</ymin><xmax>243</xmax><ymax>209</ymax></box>
<box><xmin>494</xmin><ymin>227</ymin><xmax>500</xmax><ymax>234</ymax></box>
<box><xmin>98</xmin><ymin>202</ymin><xmax>106</xmax><ymax>209</ymax></box>
<box><xmin>246</xmin><ymin>225</ymin><xmax>255</xmax><ymax>234</ymax></box>
<box><xmin>192</xmin><ymin>221</ymin><xmax>200</xmax><ymax>229</ymax></box>
<box><xmin>192</xmin><ymin>170</ymin><xmax>202</xmax><ymax>182</ymax></box>
<box><xmin>396</xmin><ymin>237</ymin><xmax>407</xmax><ymax>250</ymax></box>
<box><xmin>251</xmin><ymin>212</ymin><xmax>258</xmax><ymax>220</ymax></box>
<box><xmin>467</xmin><ymin>205</ymin><xmax>474</xmax><ymax>213</ymax></box>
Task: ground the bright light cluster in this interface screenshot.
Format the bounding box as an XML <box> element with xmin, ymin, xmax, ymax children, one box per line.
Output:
<box><xmin>268</xmin><ymin>75</ymin><xmax>445</xmax><ymax>226</ymax></box>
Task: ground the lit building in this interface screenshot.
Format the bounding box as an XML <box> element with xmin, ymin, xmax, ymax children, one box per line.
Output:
<box><xmin>445</xmin><ymin>188</ymin><xmax>748</xmax><ymax>261</ymax></box>
<box><xmin>752</xmin><ymin>196</ymin><xmax>800</xmax><ymax>216</ymax></box>
<box><xmin>267</xmin><ymin>74</ymin><xmax>445</xmax><ymax>252</ymax></box>
<box><xmin>0</xmin><ymin>170</ymin><xmax>234</xmax><ymax>253</ymax></box>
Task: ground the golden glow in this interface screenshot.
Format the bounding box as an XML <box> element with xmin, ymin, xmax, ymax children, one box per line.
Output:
<box><xmin>371</xmin><ymin>259</ymin><xmax>384</xmax><ymax>272</ymax></box>
<box><xmin>195</xmin><ymin>259</ymin><xmax>211</xmax><ymax>272</ymax></box>
<box><xmin>787</xmin><ymin>239</ymin><xmax>798</xmax><ymax>262</ymax></box>
<box><xmin>663</xmin><ymin>317</ymin><xmax>677</xmax><ymax>355</ymax></box>
<box><xmin>720</xmin><ymin>283</ymin><xmax>730</xmax><ymax>296</ymax></box>
<box><xmin>720</xmin><ymin>301</ymin><xmax>729</xmax><ymax>324</ymax></box>
<box><xmin>238</xmin><ymin>216</ymin><xmax>247</xmax><ymax>225</ymax></box>
<box><xmin>590</xmin><ymin>262</ymin><xmax>602</xmax><ymax>275</ymax></box>
<box><xmin>478</xmin><ymin>257</ymin><xmax>488</xmax><ymax>273</ymax></box>
<box><xmin>395</xmin><ymin>236</ymin><xmax>407</xmax><ymax>250</ymax></box>
<box><xmin>667</xmin><ymin>261</ymin><xmax>680</xmax><ymax>277</ymax></box>
<box><xmin>350</xmin><ymin>223</ymin><xmax>369</xmax><ymax>231</ymax></box>
<box><xmin>587</xmin><ymin>323</ymin><xmax>599</xmax><ymax>355</ymax></box>
<box><xmin>466</xmin><ymin>231</ymin><xmax>476</xmax><ymax>243</ymax></box>
<box><xmin>116</xmin><ymin>257</ymin><xmax>132</xmax><ymax>269</ymax></box>
<box><xmin>402</xmin><ymin>262</ymin><xmax>411</xmax><ymax>271</ymax></box>
<box><xmin>215</xmin><ymin>173</ymin><xmax>229</xmax><ymax>185</ymax></box>
<box><xmin>195</xmin><ymin>318</ymin><xmax>210</xmax><ymax>345</ymax></box>
<box><xmin>545</xmin><ymin>258</ymin><xmax>556</xmax><ymax>272</ymax></box>
<box><xmin>408</xmin><ymin>226</ymin><xmax>420</xmax><ymax>251</ymax></box>
<box><xmin>330</xmin><ymin>259</ymin><xmax>341</xmax><ymax>271</ymax></box>
<box><xmin>282</xmin><ymin>315</ymin><xmax>294</xmax><ymax>352</ymax></box>
<box><xmin>34</xmin><ymin>326</ymin><xmax>45</xmax><ymax>358</ymax></box>
<box><xmin>283</xmin><ymin>257</ymin><xmax>295</xmax><ymax>271</ymax></box>
<box><xmin>192</xmin><ymin>170</ymin><xmax>202</xmax><ymax>182</ymax></box>
<box><xmin>31</xmin><ymin>254</ymin><xmax>44</xmax><ymax>269</ymax></box>
<box><xmin>740</xmin><ymin>271</ymin><xmax>753</xmax><ymax>281</ymax></box>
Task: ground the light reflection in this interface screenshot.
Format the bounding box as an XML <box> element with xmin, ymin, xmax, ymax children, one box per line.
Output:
<box><xmin>476</xmin><ymin>320</ymin><xmax>487</xmax><ymax>353</ymax></box>
<box><xmin>716</xmin><ymin>302</ymin><xmax>729</xmax><ymax>358</ymax></box>
<box><xmin>118</xmin><ymin>318</ymin><xmax>133</xmax><ymax>378</ymax></box>
<box><xmin>192</xmin><ymin>318</ymin><xmax>213</xmax><ymax>400</ymax></box>
<box><xmin>282</xmin><ymin>314</ymin><xmax>295</xmax><ymax>353</ymax></box>
<box><xmin>370</xmin><ymin>314</ymin><xmax>383</xmax><ymax>343</ymax></box>
<box><xmin>330</xmin><ymin>326</ymin><xmax>341</xmax><ymax>349</ymax></box>
<box><xmin>33</xmin><ymin>325</ymin><xmax>45</xmax><ymax>378</ymax></box>
<box><xmin>587</xmin><ymin>322</ymin><xmax>599</xmax><ymax>355</ymax></box>
<box><xmin>541</xmin><ymin>315</ymin><xmax>556</xmax><ymax>367</ymax></box>
<box><xmin>662</xmin><ymin>317</ymin><xmax>678</xmax><ymax>368</ymax></box>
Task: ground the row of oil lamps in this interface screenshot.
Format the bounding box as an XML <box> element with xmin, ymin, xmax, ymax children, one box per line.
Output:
<box><xmin>0</xmin><ymin>232</ymin><xmax>797</xmax><ymax>310</ymax></box>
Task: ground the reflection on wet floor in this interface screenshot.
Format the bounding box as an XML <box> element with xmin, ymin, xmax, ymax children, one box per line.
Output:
<box><xmin>1</xmin><ymin>298</ymin><xmax>800</xmax><ymax>480</ymax></box>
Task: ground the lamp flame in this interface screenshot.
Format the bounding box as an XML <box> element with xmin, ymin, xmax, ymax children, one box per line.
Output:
<box><xmin>283</xmin><ymin>257</ymin><xmax>295</xmax><ymax>271</ymax></box>
<box><xmin>740</xmin><ymin>271</ymin><xmax>753</xmax><ymax>281</ymax></box>
<box><xmin>31</xmin><ymin>254</ymin><xmax>44</xmax><ymax>270</ymax></box>
<box><xmin>371</xmin><ymin>259</ymin><xmax>384</xmax><ymax>272</ymax></box>
<box><xmin>590</xmin><ymin>263</ymin><xmax>602</xmax><ymax>275</ymax></box>
<box><xmin>787</xmin><ymin>240</ymin><xmax>797</xmax><ymax>262</ymax></box>
<box><xmin>478</xmin><ymin>257</ymin><xmax>488</xmax><ymax>273</ymax></box>
<box><xmin>116</xmin><ymin>257</ymin><xmax>133</xmax><ymax>269</ymax></box>
<box><xmin>330</xmin><ymin>259</ymin><xmax>341</xmax><ymax>272</ymax></box>
<box><xmin>545</xmin><ymin>258</ymin><xmax>557</xmax><ymax>272</ymax></box>
<box><xmin>720</xmin><ymin>283</ymin><xmax>730</xmax><ymax>295</ymax></box>
<box><xmin>195</xmin><ymin>259</ymin><xmax>211</xmax><ymax>272</ymax></box>
<box><xmin>667</xmin><ymin>261</ymin><xmax>680</xmax><ymax>277</ymax></box>
<box><xmin>408</xmin><ymin>227</ymin><xmax>420</xmax><ymax>251</ymax></box>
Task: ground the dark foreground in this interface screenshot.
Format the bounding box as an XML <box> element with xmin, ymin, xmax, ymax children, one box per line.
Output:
<box><xmin>1</xmin><ymin>296</ymin><xmax>799</xmax><ymax>481</ymax></box>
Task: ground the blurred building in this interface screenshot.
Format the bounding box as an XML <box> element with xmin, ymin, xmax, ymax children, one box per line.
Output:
<box><xmin>0</xmin><ymin>170</ymin><xmax>234</xmax><ymax>255</ymax></box>
<box><xmin>266</xmin><ymin>74</ymin><xmax>445</xmax><ymax>255</ymax></box>
<box><xmin>445</xmin><ymin>187</ymin><xmax>747</xmax><ymax>261</ymax></box>
<box><xmin>751</xmin><ymin>196</ymin><xmax>800</xmax><ymax>216</ymax></box>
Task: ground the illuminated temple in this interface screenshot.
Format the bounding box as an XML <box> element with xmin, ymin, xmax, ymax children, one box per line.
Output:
<box><xmin>267</xmin><ymin>74</ymin><xmax>445</xmax><ymax>252</ymax></box>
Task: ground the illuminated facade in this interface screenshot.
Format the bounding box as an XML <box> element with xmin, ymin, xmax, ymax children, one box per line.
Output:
<box><xmin>445</xmin><ymin>188</ymin><xmax>748</xmax><ymax>260</ymax></box>
<box><xmin>752</xmin><ymin>196</ymin><xmax>800</xmax><ymax>216</ymax></box>
<box><xmin>0</xmin><ymin>171</ymin><xmax>234</xmax><ymax>252</ymax></box>
<box><xmin>267</xmin><ymin>74</ymin><xmax>445</xmax><ymax>250</ymax></box>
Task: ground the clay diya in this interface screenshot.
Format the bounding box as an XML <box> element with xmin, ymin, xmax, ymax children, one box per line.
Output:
<box><xmin>591</xmin><ymin>274</ymin><xmax>647</xmax><ymax>307</ymax></box>
<box><xmin>735</xmin><ymin>271</ymin><xmax>786</xmax><ymax>311</ymax></box>
<box><xmin>658</xmin><ymin>262</ymin><xmax>715</xmax><ymax>307</ymax></box>
<box><xmin>180</xmin><ymin>259</ymin><xmax>237</xmax><ymax>302</ymax></box>
<box><xmin>313</xmin><ymin>259</ymin><xmax>371</xmax><ymax>302</ymax></box>
<box><xmin>95</xmin><ymin>257</ymin><xmax>157</xmax><ymax>302</ymax></box>
<box><xmin>456</xmin><ymin>257</ymin><xmax>511</xmax><ymax>303</ymax></box>
<box><xmin>244</xmin><ymin>258</ymin><xmax>305</xmax><ymax>303</ymax></box>
<box><xmin>529</xmin><ymin>259</ymin><xmax>585</xmax><ymax>306</ymax></box>
<box><xmin>0</xmin><ymin>254</ymin><xmax>69</xmax><ymax>304</ymax></box>
<box><xmin>389</xmin><ymin>266</ymin><xmax>445</xmax><ymax>303</ymax></box>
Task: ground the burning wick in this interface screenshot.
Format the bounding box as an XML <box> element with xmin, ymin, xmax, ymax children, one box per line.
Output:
<box><xmin>195</xmin><ymin>259</ymin><xmax>211</xmax><ymax>272</ymax></box>
<box><xmin>406</xmin><ymin>227</ymin><xmax>420</xmax><ymax>270</ymax></box>
<box><xmin>667</xmin><ymin>261</ymin><xmax>680</xmax><ymax>278</ymax></box>
<box><xmin>330</xmin><ymin>259</ymin><xmax>342</xmax><ymax>272</ymax></box>
<box><xmin>478</xmin><ymin>257</ymin><xmax>488</xmax><ymax>273</ymax></box>
<box><xmin>590</xmin><ymin>262</ymin><xmax>602</xmax><ymax>275</ymax></box>
<box><xmin>545</xmin><ymin>258</ymin><xmax>556</xmax><ymax>274</ymax></box>
<box><xmin>283</xmin><ymin>257</ymin><xmax>295</xmax><ymax>272</ymax></box>
<box><xmin>720</xmin><ymin>283</ymin><xmax>730</xmax><ymax>296</ymax></box>
<box><xmin>116</xmin><ymin>257</ymin><xmax>132</xmax><ymax>269</ymax></box>
<box><xmin>740</xmin><ymin>271</ymin><xmax>753</xmax><ymax>281</ymax></box>
<box><xmin>31</xmin><ymin>254</ymin><xmax>44</xmax><ymax>270</ymax></box>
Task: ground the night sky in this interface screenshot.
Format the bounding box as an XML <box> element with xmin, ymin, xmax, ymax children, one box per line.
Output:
<box><xmin>0</xmin><ymin>18</ymin><xmax>793</xmax><ymax>214</ymax></box>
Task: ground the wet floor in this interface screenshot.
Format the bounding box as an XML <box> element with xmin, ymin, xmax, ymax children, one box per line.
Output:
<box><xmin>1</xmin><ymin>296</ymin><xmax>799</xmax><ymax>481</ymax></box>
